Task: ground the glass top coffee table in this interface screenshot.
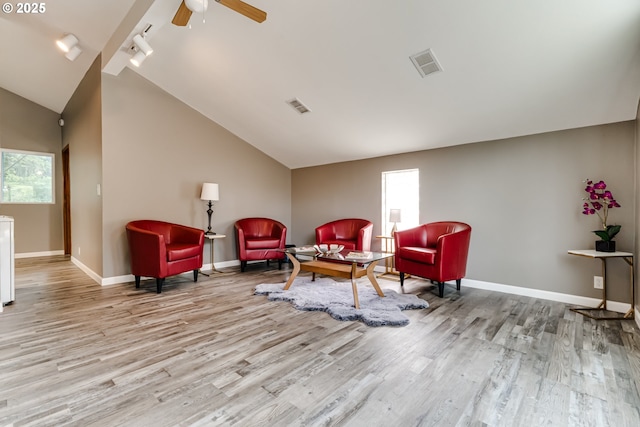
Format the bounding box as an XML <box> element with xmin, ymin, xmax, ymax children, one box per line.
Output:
<box><xmin>282</xmin><ymin>247</ymin><xmax>394</xmax><ymax>309</ymax></box>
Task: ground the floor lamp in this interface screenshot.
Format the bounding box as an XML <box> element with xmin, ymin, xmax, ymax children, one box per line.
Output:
<box><xmin>200</xmin><ymin>183</ymin><xmax>219</xmax><ymax>235</ymax></box>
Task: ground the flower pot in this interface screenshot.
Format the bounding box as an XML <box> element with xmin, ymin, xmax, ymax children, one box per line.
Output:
<box><xmin>595</xmin><ymin>240</ymin><xmax>616</xmax><ymax>252</ymax></box>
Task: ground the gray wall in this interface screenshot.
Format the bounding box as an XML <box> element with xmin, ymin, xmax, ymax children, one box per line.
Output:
<box><xmin>101</xmin><ymin>68</ymin><xmax>291</xmax><ymax>278</ymax></box>
<box><xmin>0</xmin><ymin>87</ymin><xmax>63</xmax><ymax>254</ymax></box>
<box><xmin>292</xmin><ymin>122</ymin><xmax>635</xmax><ymax>303</ymax></box>
<box><xmin>62</xmin><ymin>56</ymin><xmax>104</xmax><ymax>275</ymax></box>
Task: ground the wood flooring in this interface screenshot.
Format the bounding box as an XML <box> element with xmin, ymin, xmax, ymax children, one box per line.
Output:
<box><xmin>1</xmin><ymin>256</ymin><xmax>640</xmax><ymax>426</ymax></box>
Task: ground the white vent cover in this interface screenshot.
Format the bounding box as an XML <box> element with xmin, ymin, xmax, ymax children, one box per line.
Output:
<box><xmin>410</xmin><ymin>48</ymin><xmax>442</xmax><ymax>78</ymax></box>
<box><xmin>286</xmin><ymin>98</ymin><xmax>311</xmax><ymax>114</ymax></box>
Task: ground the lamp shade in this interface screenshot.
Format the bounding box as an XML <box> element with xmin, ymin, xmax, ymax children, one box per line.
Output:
<box><xmin>389</xmin><ymin>209</ymin><xmax>401</xmax><ymax>223</ymax></box>
<box><xmin>200</xmin><ymin>183</ymin><xmax>219</xmax><ymax>201</ymax></box>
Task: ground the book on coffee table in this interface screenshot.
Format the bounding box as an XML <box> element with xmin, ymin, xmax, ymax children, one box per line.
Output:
<box><xmin>346</xmin><ymin>251</ymin><xmax>373</xmax><ymax>260</ymax></box>
<box><xmin>291</xmin><ymin>246</ymin><xmax>316</xmax><ymax>253</ymax></box>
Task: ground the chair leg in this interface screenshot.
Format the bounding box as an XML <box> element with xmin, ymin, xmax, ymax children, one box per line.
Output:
<box><xmin>456</xmin><ymin>279</ymin><xmax>461</xmax><ymax>291</ymax></box>
<box><xmin>135</xmin><ymin>276</ymin><xmax>141</xmax><ymax>288</ymax></box>
<box><xmin>156</xmin><ymin>278</ymin><xmax>164</xmax><ymax>293</ymax></box>
<box><xmin>437</xmin><ymin>282</ymin><xmax>444</xmax><ymax>298</ymax></box>
<box><xmin>278</xmin><ymin>259</ymin><xmax>283</xmax><ymax>270</ymax></box>
<box><xmin>193</xmin><ymin>269</ymin><xmax>198</xmax><ymax>282</ymax></box>
<box><xmin>399</xmin><ymin>272</ymin><xmax>405</xmax><ymax>286</ymax></box>
<box><xmin>241</xmin><ymin>261</ymin><xmax>247</xmax><ymax>272</ymax></box>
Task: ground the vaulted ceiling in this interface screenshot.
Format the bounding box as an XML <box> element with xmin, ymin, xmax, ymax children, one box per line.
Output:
<box><xmin>2</xmin><ymin>0</ymin><xmax>640</xmax><ymax>168</ymax></box>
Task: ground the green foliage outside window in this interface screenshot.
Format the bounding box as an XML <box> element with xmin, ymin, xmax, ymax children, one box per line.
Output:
<box><xmin>1</xmin><ymin>149</ymin><xmax>54</xmax><ymax>204</ymax></box>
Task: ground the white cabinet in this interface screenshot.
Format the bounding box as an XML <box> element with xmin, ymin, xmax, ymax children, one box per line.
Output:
<box><xmin>0</xmin><ymin>216</ymin><xmax>15</xmax><ymax>309</ymax></box>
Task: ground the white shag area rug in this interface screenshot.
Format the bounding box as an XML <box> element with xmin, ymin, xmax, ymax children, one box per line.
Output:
<box><xmin>254</xmin><ymin>276</ymin><xmax>428</xmax><ymax>327</ymax></box>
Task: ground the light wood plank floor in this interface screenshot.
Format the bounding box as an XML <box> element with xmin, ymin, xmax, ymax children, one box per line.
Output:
<box><xmin>1</xmin><ymin>256</ymin><xmax>640</xmax><ymax>426</ymax></box>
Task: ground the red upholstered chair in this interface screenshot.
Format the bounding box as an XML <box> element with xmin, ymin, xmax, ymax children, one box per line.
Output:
<box><xmin>315</xmin><ymin>218</ymin><xmax>373</xmax><ymax>251</ymax></box>
<box><xmin>126</xmin><ymin>220</ymin><xmax>204</xmax><ymax>293</ymax></box>
<box><xmin>394</xmin><ymin>221</ymin><xmax>471</xmax><ymax>298</ymax></box>
<box><xmin>235</xmin><ymin>218</ymin><xmax>287</xmax><ymax>272</ymax></box>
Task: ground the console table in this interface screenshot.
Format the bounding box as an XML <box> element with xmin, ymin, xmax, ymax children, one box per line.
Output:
<box><xmin>567</xmin><ymin>249</ymin><xmax>634</xmax><ymax>320</ymax></box>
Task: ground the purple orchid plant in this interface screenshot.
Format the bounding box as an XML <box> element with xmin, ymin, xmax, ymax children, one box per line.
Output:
<box><xmin>582</xmin><ymin>179</ymin><xmax>621</xmax><ymax>241</ymax></box>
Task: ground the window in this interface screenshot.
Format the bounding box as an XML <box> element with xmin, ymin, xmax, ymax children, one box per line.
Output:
<box><xmin>381</xmin><ymin>169</ymin><xmax>419</xmax><ymax>236</ymax></box>
<box><xmin>1</xmin><ymin>149</ymin><xmax>54</xmax><ymax>204</ymax></box>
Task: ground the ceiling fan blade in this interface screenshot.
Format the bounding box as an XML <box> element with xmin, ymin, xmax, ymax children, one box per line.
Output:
<box><xmin>217</xmin><ymin>0</ymin><xmax>267</xmax><ymax>23</ymax></box>
<box><xmin>172</xmin><ymin>0</ymin><xmax>193</xmax><ymax>26</ymax></box>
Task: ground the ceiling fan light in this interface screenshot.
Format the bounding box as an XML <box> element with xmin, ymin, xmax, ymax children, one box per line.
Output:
<box><xmin>132</xmin><ymin>34</ymin><xmax>153</xmax><ymax>56</ymax></box>
<box><xmin>56</xmin><ymin>34</ymin><xmax>78</xmax><ymax>53</ymax></box>
<box><xmin>185</xmin><ymin>0</ymin><xmax>208</xmax><ymax>13</ymax></box>
<box><xmin>130</xmin><ymin>50</ymin><xmax>147</xmax><ymax>67</ymax></box>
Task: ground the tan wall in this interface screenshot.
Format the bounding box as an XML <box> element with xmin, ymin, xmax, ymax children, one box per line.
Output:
<box><xmin>292</xmin><ymin>122</ymin><xmax>635</xmax><ymax>302</ymax></box>
<box><xmin>101</xmin><ymin>68</ymin><xmax>291</xmax><ymax>278</ymax></box>
<box><xmin>0</xmin><ymin>87</ymin><xmax>63</xmax><ymax>254</ymax></box>
<box><xmin>636</xmin><ymin>101</ymin><xmax>640</xmax><ymax>310</ymax></box>
<box><xmin>62</xmin><ymin>56</ymin><xmax>104</xmax><ymax>275</ymax></box>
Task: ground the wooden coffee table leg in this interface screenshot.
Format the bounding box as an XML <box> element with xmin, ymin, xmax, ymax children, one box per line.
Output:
<box><xmin>283</xmin><ymin>253</ymin><xmax>300</xmax><ymax>290</ymax></box>
<box><xmin>366</xmin><ymin>262</ymin><xmax>385</xmax><ymax>297</ymax></box>
<box><xmin>351</xmin><ymin>263</ymin><xmax>360</xmax><ymax>309</ymax></box>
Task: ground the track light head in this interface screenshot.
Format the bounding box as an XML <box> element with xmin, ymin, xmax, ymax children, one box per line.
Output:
<box><xmin>65</xmin><ymin>46</ymin><xmax>82</xmax><ymax>61</ymax></box>
<box><xmin>56</xmin><ymin>34</ymin><xmax>78</xmax><ymax>53</ymax></box>
<box><xmin>132</xmin><ymin>34</ymin><xmax>153</xmax><ymax>56</ymax></box>
<box><xmin>130</xmin><ymin>50</ymin><xmax>147</xmax><ymax>67</ymax></box>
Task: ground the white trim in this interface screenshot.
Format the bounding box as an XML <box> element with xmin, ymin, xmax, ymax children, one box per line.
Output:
<box><xmin>103</xmin><ymin>274</ymin><xmax>134</xmax><ymax>286</ymax></box>
<box><xmin>462</xmin><ymin>278</ymin><xmax>632</xmax><ymax>314</ymax></box>
<box><xmin>15</xmin><ymin>250</ymin><xmax>64</xmax><ymax>259</ymax></box>
<box><xmin>70</xmin><ymin>256</ymin><xmax>101</xmax><ymax>285</ymax></box>
<box><xmin>204</xmin><ymin>259</ymin><xmax>239</xmax><ymax>271</ymax></box>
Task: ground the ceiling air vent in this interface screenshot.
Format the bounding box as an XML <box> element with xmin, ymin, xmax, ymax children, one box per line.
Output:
<box><xmin>410</xmin><ymin>48</ymin><xmax>442</xmax><ymax>78</ymax></box>
<box><xmin>287</xmin><ymin>98</ymin><xmax>311</xmax><ymax>114</ymax></box>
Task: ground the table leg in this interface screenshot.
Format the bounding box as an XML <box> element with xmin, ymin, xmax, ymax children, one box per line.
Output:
<box><xmin>350</xmin><ymin>263</ymin><xmax>360</xmax><ymax>309</ymax></box>
<box><xmin>284</xmin><ymin>252</ymin><xmax>301</xmax><ymax>290</ymax></box>
<box><xmin>366</xmin><ymin>262</ymin><xmax>385</xmax><ymax>297</ymax></box>
<box><xmin>570</xmin><ymin>256</ymin><xmax>634</xmax><ymax>320</ymax></box>
<box><xmin>623</xmin><ymin>256</ymin><xmax>635</xmax><ymax>319</ymax></box>
<box><xmin>600</xmin><ymin>258</ymin><xmax>607</xmax><ymax>310</ymax></box>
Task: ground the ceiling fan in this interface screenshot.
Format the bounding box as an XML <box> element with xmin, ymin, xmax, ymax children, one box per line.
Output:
<box><xmin>171</xmin><ymin>0</ymin><xmax>267</xmax><ymax>26</ymax></box>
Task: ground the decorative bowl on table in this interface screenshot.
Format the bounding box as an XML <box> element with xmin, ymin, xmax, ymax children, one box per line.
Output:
<box><xmin>313</xmin><ymin>244</ymin><xmax>344</xmax><ymax>254</ymax></box>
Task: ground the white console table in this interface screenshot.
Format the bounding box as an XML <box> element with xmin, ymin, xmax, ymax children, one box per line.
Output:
<box><xmin>567</xmin><ymin>249</ymin><xmax>634</xmax><ymax>320</ymax></box>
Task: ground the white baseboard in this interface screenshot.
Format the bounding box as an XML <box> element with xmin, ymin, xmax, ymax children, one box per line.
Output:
<box><xmin>462</xmin><ymin>278</ymin><xmax>632</xmax><ymax>314</ymax></box>
<box><xmin>70</xmin><ymin>256</ymin><xmax>102</xmax><ymax>285</ymax></box>
<box><xmin>15</xmin><ymin>250</ymin><xmax>64</xmax><ymax>259</ymax></box>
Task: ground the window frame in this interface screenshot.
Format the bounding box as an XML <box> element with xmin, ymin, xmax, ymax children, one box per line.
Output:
<box><xmin>0</xmin><ymin>148</ymin><xmax>55</xmax><ymax>205</ymax></box>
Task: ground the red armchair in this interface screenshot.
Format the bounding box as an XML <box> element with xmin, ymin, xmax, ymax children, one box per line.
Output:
<box><xmin>126</xmin><ymin>220</ymin><xmax>204</xmax><ymax>293</ymax></box>
<box><xmin>394</xmin><ymin>221</ymin><xmax>471</xmax><ymax>297</ymax></box>
<box><xmin>235</xmin><ymin>218</ymin><xmax>287</xmax><ymax>272</ymax></box>
<box><xmin>315</xmin><ymin>218</ymin><xmax>373</xmax><ymax>251</ymax></box>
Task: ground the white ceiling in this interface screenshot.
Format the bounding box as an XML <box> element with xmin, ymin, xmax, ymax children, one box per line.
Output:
<box><xmin>2</xmin><ymin>0</ymin><xmax>640</xmax><ymax>169</ymax></box>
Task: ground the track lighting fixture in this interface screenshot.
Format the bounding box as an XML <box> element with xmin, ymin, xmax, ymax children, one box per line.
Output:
<box><xmin>56</xmin><ymin>33</ymin><xmax>82</xmax><ymax>61</ymax></box>
<box><xmin>132</xmin><ymin>34</ymin><xmax>153</xmax><ymax>56</ymax></box>
<box><xmin>129</xmin><ymin>33</ymin><xmax>153</xmax><ymax>67</ymax></box>
<box><xmin>130</xmin><ymin>50</ymin><xmax>147</xmax><ymax>67</ymax></box>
